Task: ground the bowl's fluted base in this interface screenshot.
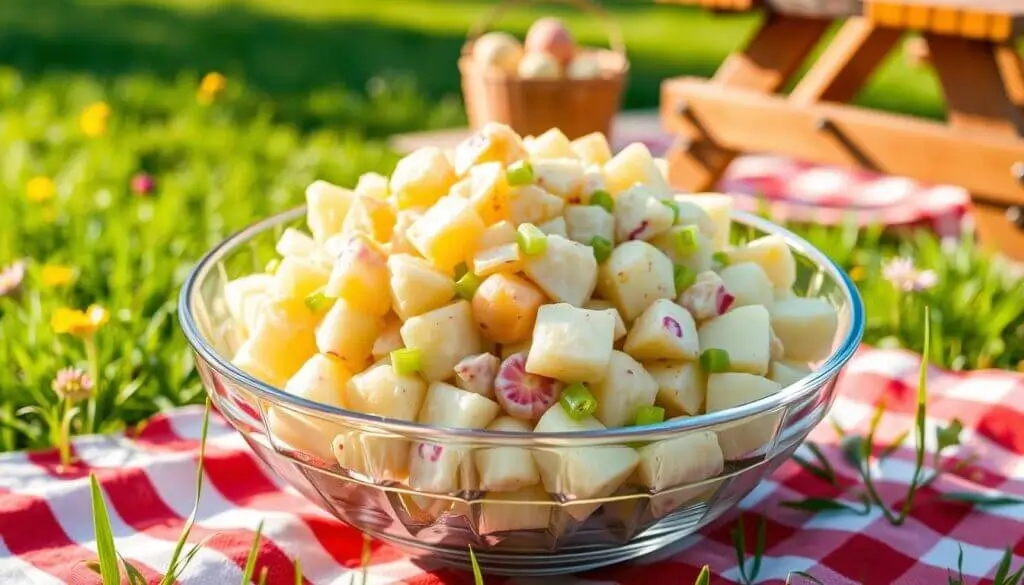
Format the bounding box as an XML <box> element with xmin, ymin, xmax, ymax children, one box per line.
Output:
<box><xmin>368</xmin><ymin>512</ymin><xmax>701</xmax><ymax>576</ymax></box>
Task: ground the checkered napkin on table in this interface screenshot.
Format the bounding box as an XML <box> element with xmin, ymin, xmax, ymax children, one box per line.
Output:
<box><xmin>2</xmin><ymin>346</ymin><xmax>1023</xmax><ymax>585</ymax></box>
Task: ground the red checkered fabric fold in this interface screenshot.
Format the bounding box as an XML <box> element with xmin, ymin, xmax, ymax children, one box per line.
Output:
<box><xmin>2</xmin><ymin>347</ymin><xmax>1022</xmax><ymax>584</ymax></box>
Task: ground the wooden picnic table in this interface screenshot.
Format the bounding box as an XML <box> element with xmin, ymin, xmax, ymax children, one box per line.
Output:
<box><xmin>659</xmin><ymin>0</ymin><xmax>1024</xmax><ymax>259</ymax></box>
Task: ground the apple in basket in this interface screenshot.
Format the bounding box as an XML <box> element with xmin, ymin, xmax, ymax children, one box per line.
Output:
<box><xmin>471</xmin><ymin>16</ymin><xmax>608</xmax><ymax>80</ymax></box>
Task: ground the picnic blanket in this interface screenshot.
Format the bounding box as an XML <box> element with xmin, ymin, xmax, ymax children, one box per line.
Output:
<box><xmin>607</xmin><ymin>113</ymin><xmax>971</xmax><ymax>238</ymax></box>
<box><xmin>2</xmin><ymin>346</ymin><xmax>1023</xmax><ymax>584</ymax></box>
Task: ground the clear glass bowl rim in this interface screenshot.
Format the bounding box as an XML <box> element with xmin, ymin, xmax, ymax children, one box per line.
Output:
<box><xmin>178</xmin><ymin>205</ymin><xmax>865</xmax><ymax>446</ymax></box>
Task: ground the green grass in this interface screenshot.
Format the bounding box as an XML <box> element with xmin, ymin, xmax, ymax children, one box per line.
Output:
<box><xmin>0</xmin><ymin>0</ymin><xmax>948</xmax><ymax>122</ymax></box>
<box><xmin>0</xmin><ymin>0</ymin><xmax>1021</xmax><ymax>454</ymax></box>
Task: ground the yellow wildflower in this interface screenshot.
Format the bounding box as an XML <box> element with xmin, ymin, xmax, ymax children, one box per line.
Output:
<box><xmin>197</xmin><ymin>72</ymin><xmax>227</xmax><ymax>104</ymax></box>
<box><xmin>51</xmin><ymin>304</ymin><xmax>109</xmax><ymax>338</ymax></box>
<box><xmin>79</xmin><ymin>101</ymin><xmax>111</xmax><ymax>138</ymax></box>
<box><xmin>848</xmin><ymin>265</ymin><xmax>865</xmax><ymax>282</ymax></box>
<box><xmin>41</xmin><ymin>264</ymin><xmax>76</xmax><ymax>287</ymax></box>
<box><xmin>27</xmin><ymin>176</ymin><xmax>56</xmax><ymax>202</ymax></box>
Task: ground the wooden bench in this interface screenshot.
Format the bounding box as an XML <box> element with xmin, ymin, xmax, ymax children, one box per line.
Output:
<box><xmin>660</xmin><ymin>0</ymin><xmax>1024</xmax><ymax>259</ymax></box>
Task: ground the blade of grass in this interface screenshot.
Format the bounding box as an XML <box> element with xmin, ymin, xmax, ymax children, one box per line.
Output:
<box><xmin>294</xmin><ymin>559</ymin><xmax>302</xmax><ymax>585</ymax></box>
<box><xmin>119</xmin><ymin>554</ymin><xmax>147</xmax><ymax>585</ymax></box>
<box><xmin>468</xmin><ymin>545</ymin><xmax>484</xmax><ymax>585</ymax></box>
<box><xmin>257</xmin><ymin>567</ymin><xmax>269</xmax><ymax>585</ymax></box>
<box><xmin>897</xmin><ymin>307</ymin><xmax>931</xmax><ymax>524</ymax></box>
<box><xmin>748</xmin><ymin>516</ymin><xmax>766</xmax><ymax>583</ymax></box>
<box><xmin>939</xmin><ymin>492</ymin><xmax>1024</xmax><ymax>507</ymax></box>
<box><xmin>160</xmin><ymin>399</ymin><xmax>212</xmax><ymax>585</ymax></box>
<box><xmin>89</xmin><ymin>474</ymin><xmax>122</xmax><ymax>585</ymax></box>
<box><xmin>731</xmin><ymin>514</ymin><xmax>749</xmax><ymax>584</ymax></box>
<box><xmin>695</xmin><ymin>565</ymin><xmax>711</xmax><ymax>585</ymax></box>
<box><xmin>240</xmin><ymin>520</ymin><xmax>264</xmax><ymax>584</ymax></box>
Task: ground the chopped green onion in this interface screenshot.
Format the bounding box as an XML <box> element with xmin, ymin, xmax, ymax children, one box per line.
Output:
<box><xmin>453</xmin><ymin>262</ymin><xmax>469</xmax><ymax>281</ymax></box>
<box><xmin>661</xmin><ymin>200</ymin><xmax>681</xmax><ymax>224</ymax></box>
<box><xmin>455</xmin><ymin>271</ymin><xmax>483</xmax><ymax>300</ymax></box>
<box><xmin>560</xmin><ymin>382</ymin><xmax>597</xmax><ymax>420</ymax></box>
<box><xmin>673</xmin><ymin>225</ymin><xmax>700</xmax><ymax>255</ymax></box>
<box><xmin>506</xmin><ymin>160</ymin><xmax>534</xmax><ymax>186</ymax></box>
<box><xmin>589</xmin><ymin>190</ymin><xmax>614</xmax><ymax>213</ymax></box>
<box><xmin>634</xmin><ymin>405</ymin><xmax>666</xmax><ymax>427</ymax></box>
<box><xmin>674</xmin><ymin>264</ymin><xmax>696</xmax><ymax>295</ymax></box>
<box><xmin>713</xmin><ymin>251</ymin><xmax>731</xmax><ymax>266</ymax></box>
<box><xmin>390</xmin><ymin>348</ymin><xmax>423</xmax><ymax>376</ymax></box>
<box><xmin>590</xmin><ymin>236</ymin><xmax>613</xmax><ymax>263</ymax></box>
<box><xmin>700</xmin><ymin>348</ymin><xmax>731</xmax><ymax>373</ymax></box>
<box><xmin>516</xmin><ymin>223</ymin><xmax>548</xmax><ymax>256</ymax></box>
<box><xmin>304</xmin><ymin>287</ymin><xmax>334</xmax><ymax>313</ymax></box>
<box><xmin>265</xmin><ymin>259</ymin><xmax>281</xmax><ymax>274</ymax></box>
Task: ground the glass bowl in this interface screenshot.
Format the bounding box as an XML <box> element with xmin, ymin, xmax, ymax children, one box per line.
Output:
<box><xmin>179</xmin><ymin>206</ymin><xmax>864</xmax><ymax>576</ymax></box>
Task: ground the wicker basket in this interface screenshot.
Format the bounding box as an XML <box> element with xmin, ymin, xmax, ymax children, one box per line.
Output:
<box><xmin>459</xmin><ymin>0</ymin><xmax>629</xmax><ymax>141</ymax></box>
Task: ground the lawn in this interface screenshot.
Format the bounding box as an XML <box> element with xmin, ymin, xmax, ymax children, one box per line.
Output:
<box><xmin>1</xmin><ymin>0</ymin><xmax>1022</xmax><ymax>454</ymax></box>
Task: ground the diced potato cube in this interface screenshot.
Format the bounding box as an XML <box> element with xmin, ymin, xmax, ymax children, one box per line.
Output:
<box><xmin>347</xmin><ymin>361</ymin><xmax>427</xmax><ymax>421</ymax></box>
<box><xmin>706</xmin><ymin>373</ymin><xmax>782</xmax><ymax>459</ymax></box>
<box><xmin>407</xmin><ymin>195</ymin><xmax>486</xmax><ymax>273</ymax></box>
<box><xmin>453</xmin><ymin>122</ymin><xmax>527</xmax><ymax>177</ymax></box>
<box><xmin>273</xmin><ymin>256</ymin><xmax>330</xmax><ymax>302</ymax></box>
<box><xmin>390</xmin><ymin>207</ymin><xmax>425</xmax><ymax>256</ymax></box>
<box><xmin>387</xmin><ymin>254</ymin><xmax>457</xmax><ymax>321</ymax></box>
<box><xmin>472</xmin><ymin>273</ymin><xmax>546</xmax><ymax>344</ymax></box>
<box><xmin>532</xmin><ymin>405</ymin><xmax>639</xmax><ymax>506</ymax></box>
<box><xmin>647</xmin><ymin>361</ymin><xmax>705</xmax><ymax>416</ymax></box>
<box><xmin>474</xmin><ymin>417</ymin><xmax>540</xmax><ymax>491</ymax></box>
<box><xmin>623</xmin><ymin>299</ymin><xmax>700</xmax><ymax>362</ymax></box>
<box><xmin>269</xmin><ymin>353</ymin><xmax>352</xmax><ymax>462</ymax></box>
<box><xmin>673</xmin><ymin>193</ymin><xmax>733</xmax><ymax>251</ymax></box>
<box><xmin>589</xmin><ymin>351</ymin><xmax>658</xmax><ymax>428</ymax></box>
<box><xmin>719</xmin><ymin>262</ymin><xmax>774</xmax><ymax>308</ymax></box>
<box><xmin>729</xmin><ymin>235</ymin><xmax>797</xmax><ymax>289</ymax></box>
<box><xmin>466</xmin><ymin>162</ymin><xmax>511</xmax><ymax>225</ymax></box>
<box><xmin>650</xmin><ymin>226</ymin><xmax>714</xmax><ymax>273</ymax></box>
<box><xmin>243</xmin><ymin>299</ymin><xmax>318</xmax><ymax>383</ymax></box>
<box><xmin>355</xmin><ymin>172</ymin><xmax>389</xmax><ymax>200</ymax></box>
<box><xmin>565</xmin><ymin>205</ymin><xmax>614</xmax><ymax>246</ymax></box>
<box><xmin>597</xmin><ymin>240</ymin><xmax>676</xmax><ymax>323</ymax></box>
<box><xmin>471</xmin><ymin>243</ymin><xmax>523</xmax><ymax>278</ymax></box>
<box><xmin>508</xmin><ymin>185</ymin><xmax>565</xmax><ymax>226</ymax></box>
<box><xmin>532</xmin><ymin>158</ymin><xmax>585</xmax><ymax>199</ymax></box>
<box><xmin>275</xmin><ymin>228</ymin><xmax>317</xmax><ymax>259</ymax></box>
<box><xmin>526</xmin><ymin>303</ymin><xmax>616</xmax><ymax>382</ymax></box>
<box><xmin>478</xmin><ymin>220</ymin><xmax>518</xmax><ymax>248</ymax></box>
<box><xmin>401</xmin><ymin>301</ymin><xmax>482</xmax><ymax>382</ymax></box>
<box><xmin>634</xmin><ymin>428</ymin><xmax>723</xmax><ymax>491</ymax></box>
<box><xmin>697</xmin><ymin>305</ymin><xmax>772</xmax><ymax>376</ymax></box>
<box><xmin>614</xmin><ymin>185</ymin><xmax>674</xmax><ymax>243</ymax></box>
<box><xmin>768</xmin><ymin>297</ymin><xmax>839</xmax><ymax>361</ymax></box>
<box><xmin>538</xmin><ymin>216</ymin><xmax>567</xmax><ymax>238</ymax></box>
<box><xmin>340</xmin><ymin>195</ymin><xmax>395</xmax><ymax>243</ymax></box>
<box><xmin>390</xmin><ymin>147</ymin><xmax>457</xmax><ymax>209</ymax></box>
<box><xmin>571</xmin><ymin>132</ymin><xmax>613</xmax><ymax>166</ymax></box>
<box><xmin>604</xmin><ymin>143</ymin><xmax>670</xmax><ymax>196</ymax></box>
<box><xmin>526</xmin><ymin>128</ymin><xmax>575</xmax><ymax>159</ymax></box>
<box><xmin>317</xmin><ymin>299</ymin><xmax>382</xmax><ymax>370</ymax></box>
<box><xmin>325</xmin><ymin>234</ymin><xmax>391</xmax><ymax>316</ymax></box>
<box><xmin>371</xmin><ymin>315</ymin><xmax>403</xmax><ymax>360</ymax></box>
<box><xmin>584</xmin><ymin>299</ymin><xmax>626</xmax><ymax>340</ymax></box>
<box><xmin>522</xmin><ymin>235</ymin><xmax>598</xmax><ymax>307</ymax></box>
<box><xmin>768</xmin><ymin>360</ymin><xmax>812</xmax><ymax>387</ymax></box>
<box><xmin>306</xmin><ymin>180</ymin><xmax>355</xmax><ymax>243</ymax></box>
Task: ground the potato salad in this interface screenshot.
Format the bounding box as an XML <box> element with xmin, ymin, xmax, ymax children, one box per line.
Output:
<box><xmin>224</xmin><ymin>123</ymin><xmax>840</xmax><ymax>506</ymax></box>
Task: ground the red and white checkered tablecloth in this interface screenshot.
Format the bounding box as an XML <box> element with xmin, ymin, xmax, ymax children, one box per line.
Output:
<box><xmin>2</xmin><ymin>347</ymin><xmax>1023</xmax><ymax>584</ymax></box>
<box><xmin>608</xmin><ymin>114</ymin><xmax>971</xmax><ymax>238</ymax></box>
